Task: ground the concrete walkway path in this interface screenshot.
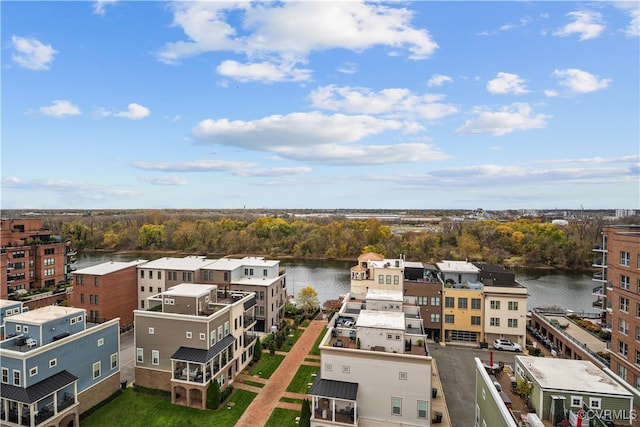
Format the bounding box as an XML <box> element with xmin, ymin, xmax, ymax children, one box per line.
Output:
<box><xmin>234</xmin><ymin>320</ymin><xmax>327</xmax><ymax>427</ymax></box>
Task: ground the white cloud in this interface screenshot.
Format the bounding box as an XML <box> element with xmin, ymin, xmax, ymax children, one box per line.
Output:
<box><xmin>553</xmin><ymin>68</ymin><xmax>611</xmax><ymax>93</ymax></box>
<box><xmin>93</xmin><ymin>0</ymin><xmax>117</xmax><ymax>16</ymax></box>
<box><xmin>337</xmin><ymin>62</ymin><xmax>357</xmax><ymax>75</ymax></box>
<box><xmin>455</xmin><ymin>103</ymin><xmax>550</xmax><ymax>136</ymax></box>
<box><xmin>427</xmin><ymin>74</ymin><xmax>453</xmax><ymax>87</ymax></box>
<box><xmin>554</xmin><ymin>10</ymin><xmax>605</xmax><ymax>41</ymax></box>
<box><xmin>486</xmin><ymin>72</ymin><xmax>529</xmax><ymax>95</ymax></box>
<box><xmin>97</xmin><ymin>103</ymin><xmax>150</xmax><ymax>120</ymax></box>
<box><xmin>1</xmin><ymin>176</ymin><xmax>138</xmax><ymax>199</ymax></box>
<box><xmin>499</xmin><ymin>17</ymin><xmax>531</xmax><ymax>32</ymax></box>
<box><xmin>39</xmin><ymin>100</ymin><xmax>81</xmax><ymax>117</ymax></box>
<box><xmin>614</xmin><ymin>3</ymin><xmax>640</xmax><ymax>37</ymax></box>
<box><xmin>133</xmin><ymin>160</ymin><xmax>311</xmax><ymax>177</ymax></box>
<box><xmin>140</xmin><ymin>175</ymin><xmax>188</xmax><ymax>186</ymax></box>
<box><xmin>217</xmin><ymin>60</ymin><xmax>312</xmax><ymax>83</ymax></box>
<box><xmin>157</xmin><ymin>2</ymin><xmax>438</xmax><ymax>82</ymax></box>
<box><xmin>309</xmin><ymin>85</ymin><xmax>458</xmax><ymax>121</ymax></box>
<box><xmin>11</xmin><ymin>36</ymin><xmax>57</xmax><ymax>70</ymax></box>
<box><xmin>544</xmin><ymin>89</ymin><xmax>559</xmax><ymax>97</ymax></box>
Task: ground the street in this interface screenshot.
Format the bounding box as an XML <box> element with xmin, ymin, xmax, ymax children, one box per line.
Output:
<box><xmin>430</xmin><ymin>344</ymin><xmax>517</xmax><ymax>427</ymax></box>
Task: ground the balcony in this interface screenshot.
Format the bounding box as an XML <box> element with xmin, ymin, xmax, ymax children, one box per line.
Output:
<box><xmin>592</xmin><ymin>285</ymin><xmax>604</xmax><ymax>296</ymax></box>
<box><xmin>592</xmin><ymin>272</ymin><xmax>606</xmax><ymax>282</ymax></box>
<box><xmin>592</xmin><ymin>299</ymin><xmax>604</xmax><ymax>309</ymax></box>
<box><xmin>592</xmin><ymin>259</ymin><xmax>607</xmax><ymax>268</ymax></box>
<box><xmin>592</xmin><ymin>244</ymin><xmax>607</xmax><ymax>252</ymax></box>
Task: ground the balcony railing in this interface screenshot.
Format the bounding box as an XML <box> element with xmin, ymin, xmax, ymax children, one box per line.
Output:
<box><xmin>592</xmin><ymin>285</ymin><xmax>604</xmax><ymax>295</ymax></box>
<box><xmin>592</xmin><ymin>300</ymin><xmax>603</xmax><ymax>309</ymax></box>
<box><xmin>592</xmin><ymin>259</ymin><xmax>606</xmax><ymax>268</ymax></box>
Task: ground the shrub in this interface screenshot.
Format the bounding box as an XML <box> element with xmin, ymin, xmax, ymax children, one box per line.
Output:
<box><xmin>207</xmin><ymin>380</ymin><xmax>221</xmax><ymax>409</ymax></box>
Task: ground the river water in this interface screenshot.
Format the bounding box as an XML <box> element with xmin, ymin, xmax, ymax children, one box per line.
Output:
<box><xmin>76</xmin><ymin>253</ymin><xmax>596</xmax><ymax>314</ymax></box>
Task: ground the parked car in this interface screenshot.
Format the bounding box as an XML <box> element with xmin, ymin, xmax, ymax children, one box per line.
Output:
<box><xmin>493</xmin><ymin>339</ymin><xmax>522</xmax><ymax>352</ymax></box>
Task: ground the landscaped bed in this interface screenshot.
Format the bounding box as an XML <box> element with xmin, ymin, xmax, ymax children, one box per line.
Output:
<box><xmin>81</xmin><ymin>387</ymin><xmax>256</xmax><ymax>427</ymax></box>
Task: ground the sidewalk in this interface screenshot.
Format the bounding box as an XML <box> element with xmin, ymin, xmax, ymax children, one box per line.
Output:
<box><xmin>234</xmin><ymin>320</ymin><xmax>327</xmax><ymax>427</ymax></box>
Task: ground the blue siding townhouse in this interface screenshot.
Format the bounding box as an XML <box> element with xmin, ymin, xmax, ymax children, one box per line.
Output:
<box><xmin>0</xmin><ymin>305</ymin><xmax>120</xmax><ymax>426</ymax></box>
<box><xmin>1</xmin><ymin>299</ymin><xmax>25</xmax><ymax>339</ymax></box>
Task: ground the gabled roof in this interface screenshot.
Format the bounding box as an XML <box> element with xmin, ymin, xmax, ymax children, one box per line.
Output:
<box><xmin>171</xmin><ymin>334</ymin><xmax>236</xmax><ymax>363</ymax></box>
<box><xmin>0</xmin><ymin>370</ymin><xmax>77</xmax><ymax>403</ymax></box>
<box><xmin>357</xmin><ymin>252</ymin><xmax>384</xmax><ymax>261</ymax></box>
<box><xmin>309</xmin><ymin>377</ymin><xmax>358</xmax><ymax>401</ymax></box>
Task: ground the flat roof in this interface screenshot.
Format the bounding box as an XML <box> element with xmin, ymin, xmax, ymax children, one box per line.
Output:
<box><xmin>404</xmin><ymin>261</ymin><xmax>424</xmax><ymax>269</ymax></box>
<box><xmin>357</xmin><ymin>310</ymin><xmax>405</xmax><ymax>330</ymax></box>
<box><xmin>516</xmin><ymin>356</ymin><xmax>632</xmax><ymax>396</ymax></box>
<box><xmin>140</xmin><ymin>256</ymin><xmax>216</xmax><ymax>271</ymax></box>
<box><xmin>74</xmin><ymin>259</ymin><xmax>148</xmax><ymax>276</ymax></box>
<box><xmin>6</xmin><ymin>306</ymin><xmax>85</xmax><ymax>325</ymax></box>
<box><xmin>366</xmin><ymin>289</ymin><xmax>403</xmax><ymax>302</ymax></box>
<box><xmin>164</xmin><ymin>283</ymin><xmax>217</xmax><ymax>297</ymax></box>
<box><xmin>202</xmin><ymin>256</ymin><xmax>280</xmax><ymax>271</ymax></box>
<box><xmin>436</xmin><ymin>260</ymin><xmax>480</xmax><ymax>273</ymax></box>
<box><xmin>368</xmin><ymin>258</ymin><xmax>403</xmax><ymax>269</ymax></box>
<box><xmin>1</xmin><ymin>299</ymin><xmax>22</xmax><ymax>308</ymax></box>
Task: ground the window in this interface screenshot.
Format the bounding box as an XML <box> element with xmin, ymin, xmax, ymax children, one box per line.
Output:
<box><xmin>28</xmin><ymin>366</ymin><xmax>37</xmax><ymax>377</ymax></box>
<box><xmin>636</xmin><ymin>326</ymin><xmax>640</xmax><ymax>342</ymax></box>
<box><xmin>386</xmin><ymin>275</ymin><xmax>391</xmax><ymax>284</ymax></box>
<box><xmin>618</xmin><ymin>364</ymin><xmax>628</xmax><ymax>380</ymax></box>
<box><xmin>589</xmin><ymin>398</ymin><xmax>601</xmax><ymax>409</ymax></box>
<box><xmin>23</xmin><ymin>326</ymin><xmax>28</xmax><ymax>333</ymax></box>
<box><xmin>342</xmin><ymin>365</ymin><xmax>350</xmax><ymax>374</ymax></box>
<box><xmin>140</xmin><ymin>300</ymin><xmax>145</xmax><ymax>309</ymax></box>
<box><xmin>508</xmin><ymin>319</ymin><xmax>518</xmax><ymax>328</ymax></box>
<box><xmin>431</xmin><ymin>296</ymin><xmax>440</xmax><ymax>306</ymax></box>
<box><xmin>44</xmin><ymin>268</ymin><xmax>55</xmax><ymax>276</ymax></box>
<box><xmin>98</xmin><ymin>338</ymin><xmax>104</xmax><ymax>347</ymax></box>
<box><xmin>508</xmin><ymin>301</ymin><xmax>519</xmax><ymax>310</ymax></box>
<box><xmin>141</xmin><ymin>270</ymin><xmax>144</xmax><ymax>278</ymax></box>
<box><xmin>619</xmin><ymin>340</ymin><xmax>628</xmax><ymax>356</ymax></box>
<box><xmin>94</xmin><ymin>277</ymin><xmax>99</xmax><ymax>286</ymax></box>
<box><xmin>152</xmin><ymin>350</ymin><xmax>159</xmax><ymax>365</ymax></box>
<box><xmin>399</xmin><ymin>372</ymin><xmax>407</xmax><ymax>380</ymax></box>
<box><xmin>44</xmin><ymin>258</ymin><xmax>55</xmax><ymax>266</ymax></box>
<box><xmin>570</xmin><ymin>396</ymin><xmax>582</xmax><ymax>408</ymax></box>
<box><xmin>621</xmin><ymin>251</ymin><xmax>631</xmax><ymax>266</ymax></box>
<box><xmin>94</xmin><ymin>295</ymin><xmax>99</xmax><ymax>304</ymax></box>
<box><xmin>16</xmin><ymin>325</ymin><xmax>21</xmax><ymax>332</ymax></box>
<box><xmin>49</xmin><ymin>359</ymin><xmax>57</xmax><ymax>368</ymax></box>
<box><xmin>136</xmin><ymin>348</ymin><xmax>143</xmax><ymax>363</ymax></box>
<box><xmin>218</xmin><ymin>325</ymin><xmax>223</xmax><ymax>340</ymax></box>
<box><xmin>13</xmin><ymin>370</ymin><xmax>20</xmax><ymax>386</ymax></box>
<box><xmin>417</xmin><ymin>296</ymin><xmax>428</xmax><ymax>305</ymax></box>
<box><xmin>471</xmin><ymin>316</ymin><xmax>481</xmax><ymax>326</ymax></box>
<box><xmin>458</xmin><ymin>298</ymin><xmax>468</xmax><ymax>309</ymax></box>
<box><xmin>259</xmin><ymin>291</ymin><xmax>264</xmax><ymax>300</ymax></box>
<box><xmin>2</xmin><ymin>368</ymin><xmax>8</xmax><ymax>383</ymax></box>
<box><xmin>490</xmin><ymin>300</ymin><xmax>500</xmax><ymax>310</ymax></box>
<box><xmin>224</xmin><ymin>321</ymin><xmax>229</xmax><ymax>335</ymax></box>
<box><xmin>158</xmin><ymin>271</ymin><xmax>161</xmax><ymax>280</ymax></box>
<box><xmin>490</xmin><ymin>317</ymin><xmax>500</xmax><ymax>327</ymax></box>
<box><xmin>387</xmin><ymin>333</ymin><xmax>393</xmax><ymax>340</ymax></box>
<box><xmin>471</xmin><ymin>298</ymin><xmax>481</xmax><ymax>309</ymax></box>
<box><xmin>621</xmin><ymin>297</ymin><xmax>630</xmax><ymax>312</ymax></box>
<box><xmin>186</xmin><ymin>331</ymin><xmax>192</xmax><ymax>339</ymax></box>
<box><xmin>430</xmin><ymin>313</ymin><xmax>440</xmax><ymax>323</ymax></box>
<box><xmin>621</xmin><ymin>275</ymin><xmax>630</xmax><ymax>290</ymax></box>
<box><xmin>445</xmin><ymin>297</ymin><xmax>454</xmax><ymax>308</ymax></box>
<box><xmin>93</xmin><ymin>361</ymin><xmax>101</xmax><ymax>379</ymax></box>
<box><xmin>394</xmin><ymin>275</ymin><xmax>399</xmax><ymax>285</ymax></box>
<box><xmin>620</xmin><ymin>319</ymin><xmax>629</xmax><ymax>335</ymax></box>
<box><xmin>417</xmin><ymin>400</ymin><xmax>428</xmax><ymax>419</ymax></box>
<box><xmin>445</xmin><ymin>314</ymin><xmax>455</xmax><ymax>324</ymax></box>
<box><xmin>325</xmin><ymin>363</ymin><xmax>332</xmax><ymax>372</ymax></box>
<box><xmin>44</xmin><ymin>248</ymin><xmax>55</xmax><ymax>255</ymax></box>
<box><xmin>391</xmin><ymin>397</ymin><xmax>402</xmax><ymax>415</ymax></box>
<box><xmin>378</xmin><ymin>275</ymin><xmax>384</xmax><ymax>284</ymax></box>
<box><xmin>89</xmin><ymin>295</ymin><xmax>94</xmax><ymax>305</ymax></box>
<box><xmin>111</xmin><ymin>353</ymin><xmax>118</xmax><ymax>369</ymax></box>
<box><xmin>148</xmin><ymin>327</ymin><xmax>154</xmax><ymax>335</ymax></box>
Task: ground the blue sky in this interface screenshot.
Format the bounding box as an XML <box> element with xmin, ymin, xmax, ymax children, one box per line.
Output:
<box><xmin>2</xmin><ymin>1</ymin><xmax>639</xmax><ymax>210</ymax></box>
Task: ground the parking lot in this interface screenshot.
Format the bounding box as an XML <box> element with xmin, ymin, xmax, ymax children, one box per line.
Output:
<box><xmin>430</xmin><ymin>343</ymin><xmax>517</xmax><ymax>427</ymax></box>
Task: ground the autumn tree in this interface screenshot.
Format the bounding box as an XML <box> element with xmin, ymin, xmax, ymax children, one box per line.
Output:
<box><xmin>297</xmin><ymin>286</ymin><xmax>320</xmax><ymax>317</ymax></box>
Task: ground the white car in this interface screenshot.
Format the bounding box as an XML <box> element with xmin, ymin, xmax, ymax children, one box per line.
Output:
<box><xmin>493</xmin><ymin>339</ymin><xmax>522</xmax><ymax>352</ymax></box>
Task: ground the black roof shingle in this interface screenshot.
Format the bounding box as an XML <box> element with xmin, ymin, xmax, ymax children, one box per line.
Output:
<box><xmin>308</xmin><ymin>377</ymin><xmax>358</xmax><ymax>401</ymax></box>
<box><xmin>171</xmin><ymin>334</ymin><xmax>236</xmax><ymax>363</ymax></box>
<box><xmin>0</xmin><ymin>370</ymin><xmax>77</xmax><ymax>404</ymax></box>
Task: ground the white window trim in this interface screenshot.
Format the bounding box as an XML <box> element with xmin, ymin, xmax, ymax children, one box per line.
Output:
<box><xmin>325</xmin><ymin>363</ymin><xmax>332</xmax><ymax>372</ymax></box>
<box><xmin>136</xmin><ymin>348</ymin><xmax>143</xmax><ymax>363</ymax></box>
<box><xmin>49</xmin><ymin>359</ymin><xmax>57</xmax><ymax>368</ymax></box>
<box><xmin>1</xmin><ymin>367</ymin><xmax>8</xmax><ymax>383</ymax></box>
<box><xmin>186</xmin><ymin>331</ymin><xmax>192</xmax><ymax>339</ymax></box>
<box><xmin>111</xmin><ymin>353</ymin><xmax>118</xmax><ymax>369</ymax></box>
<box><xmin>29</xmin><ymin>367</ymin><xmax>38</xmax><ymax>377</ymax></box>
<box><xmin>570</xmin><ymin>396</ymin><xmax>583</xmax><ymax>408</ymax></box>
<box><xmin>93</xmin><ymin>361</ymin><xmax>101</xmax><ymax>380</ymax></box>
<box><xmin>589</xmin><ymin>397</ymin><xmax>601</xmax><ymax>409</ymax></box>
<box><xmin>98</xmin><ymin>338</ymin><xmax>104</xmax><ymax>347</ymax></box>
<box><xmin>152</xmin><ymin>350</ymin><xmax>159</xmax><ymax>365</ymax></box>
<box><xmin>391</xmin><ymin>397</ymin><xmax>402</xmax><ymax>416</ymax></box>
<box><xmin>149</xmin><ymin>327</ymin><xmax>155</xmax><ymax>335</ymax></box>
<box><xmin>199</xmin><ymin>333</ymin><xmax>206</xmax><ymax>340</ymax></box>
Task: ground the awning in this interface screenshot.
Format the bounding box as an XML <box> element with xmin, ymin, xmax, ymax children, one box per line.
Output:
<box><xmin>0</xmin><ymin>370</ymin><xmax>77</xmax><ymax>404</ymax></box>
<box><xmin>171</xmin><ymin>334</ymin><xmax>236</xmax><ymax>363</ymax></box>
<box><xmin>308</xmin><ymin>377</ymin><xmax>358</xmax><ymax>401</ymax></box>
<box><xmin>243</xmin><ymin>296</ymin><xmax>257</xmax><ymax>310</ymax></box>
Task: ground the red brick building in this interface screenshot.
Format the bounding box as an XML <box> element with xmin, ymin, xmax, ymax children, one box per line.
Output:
<box><xmin>1</xmin><ymin>218</ymin><xmax>69</xmax><ymax>299</ymax></box>
<box><xmin>71</xmin><ymin>260</ymin><xmax>147</xmax><ymax>327</ymax></box>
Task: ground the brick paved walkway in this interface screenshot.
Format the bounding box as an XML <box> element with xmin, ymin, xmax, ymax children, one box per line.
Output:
<box><xmin>234</xmin><ymin>320</ymin><xmax>327</xmax><ymax>427</ymax></box>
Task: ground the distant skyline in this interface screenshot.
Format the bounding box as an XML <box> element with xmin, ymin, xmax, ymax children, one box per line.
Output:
<box><xmin>2</xmin><ymin>1</ymin><xmax>639</xmax><ymax>210</ymax></box>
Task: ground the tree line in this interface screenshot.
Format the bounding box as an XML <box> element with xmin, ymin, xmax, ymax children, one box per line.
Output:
<box><xmin>42</xmin><ymin>210</ymin><xmax>632</xmax><ymax>269</ymax></box>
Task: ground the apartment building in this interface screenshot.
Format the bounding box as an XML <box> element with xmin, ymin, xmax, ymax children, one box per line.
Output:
<box><xmin>134</xmin><ymin>283</ymin><xmax>258</xmax><ymax>409</ymax></box>
<box><xmin>137</xmin><ymin>256</ymin><xmax>215</xmax><ymax>310</ymax></box>
<box><xmin>71</xmin><ymin>260</ymin><xmax>147</xmax><ymax>327</ymax></box>
<box><xmin>474</xmin><ymin>263</ymin><xmax>528</xmax><ymax>349</ymax></box>
<box><xmin>309</xmin><ymin>289</ymin><xmax>432</xmax><ymax>426</ymax></box>
<box><xmin>438</xmin><ymin>261</ymin><xmax>484</xmax><ymax>345</ymax></box>
<box><xmin>1</xmin><ymin>219</ymin><xmax>73</xmax><ymax>299</ymax></box>
<box><xmin>596</xmin><ymin>225</ymin><xmax>640</xmax><ymax>390</ymax></box>
<box><xmin>199</xmin><ymin>257</ymin><xmax>287</xmax><ymax>334</ymax></box>
<box><xmin>0</xmin><ymin>305</ymin><xmax>120</xmax><ymax>426</ymax></box>
<box><xmin>403</xmin><ymin>262</ymin><xmax>442</xmax><ymax>342</ymax></box>
<box><xmin>350</xmin><ymin>252</ymin><xmax>404</xmax><ymax>295</ymax></box>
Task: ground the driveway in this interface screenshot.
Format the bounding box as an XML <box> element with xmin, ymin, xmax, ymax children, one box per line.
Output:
<box><xmin>119</xmin><ymin>330</ymin><xmax>135</xmax><ymax>386</ymax></box>
<box><xmin>430</xmin><ymin>344</ymin><xmax>517</xmax><ymax>427</ymax></box>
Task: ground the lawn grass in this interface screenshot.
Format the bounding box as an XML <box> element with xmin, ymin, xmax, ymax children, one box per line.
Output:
<box><xmin>286</xmin><ymin>365</ymin><xmax>319</xmax><ymax>394</ymax></box>
<box><xmin>309</xmin><ymin>326</ymin><xmax>327</xmax><ymax>356</ymax></box>
<box><xmin>301</xmin><ymin>319</ymin><xmax>310</xmax><ymax>327</ymax></box>
<box><xmin>241</xmin><ymin>379</ymin><xmax>265</xmax><ymax>388</ymax></box>
<box><xmin>304</xmin><ymin>357</ymin><xmax>319</xmax><ymax>362</ymax></box>
<box><xmin>264</xmin><ymin>407</ymin><xmax>301</xmax><ymax>427</ymax></box>
<box><xmin>81</xmin><ymin>387</ymin><xmax>256</xmax><ymax>427</ymax></box>
<box><xmin>280</xmin><ymin>396</ymin><xmax>304</xmax><ymax>404</ymax></box>
<box><xmin>279</xmin><ymin>328</ymin><xmax>305</xmax><ymax>352</ymax></box>
<box><xmin>249</xmin><ymin>353</ymin><xmax>285</xmax><ymax>379</ymax></box>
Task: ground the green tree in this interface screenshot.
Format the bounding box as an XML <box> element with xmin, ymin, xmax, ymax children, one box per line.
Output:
<box><xmin>300</xmin><ymin>399</ymin><xmax>311</xmax><ymax>427</ymax></box>
<box><xmin>138</xmin><ymin>224</ymin><xmax>166</xmax><ymax>249</ymax></box>
<box><xmin>253</xmin><ymin>339</ymin><xmax>262</xmax><ymax>362</ymax></box>
<box><xmin>297</xmin><ymin>286</ymin><xmax>320</xmax><ymax>316</ymax></box>
<box><xmin>207</xmin><ymin>379</ymin><xmax>221</xmax><ymax>409</ymax></box>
